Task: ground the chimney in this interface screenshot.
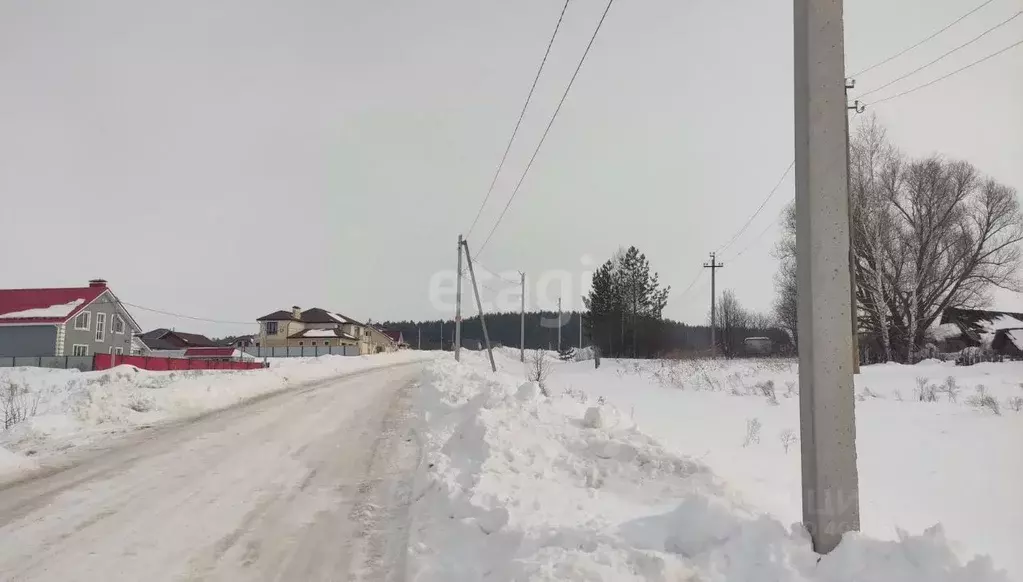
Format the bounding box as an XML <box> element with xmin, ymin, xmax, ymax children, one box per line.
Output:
<box><xmin>292</xmin><ymin>305</ymin><xmax>302</xmax><ymax>319</ymax></box>
<box><xmin>88</xmin><ymin>279</ymin><xmax>108</xmax><ymax>288</ymax></box>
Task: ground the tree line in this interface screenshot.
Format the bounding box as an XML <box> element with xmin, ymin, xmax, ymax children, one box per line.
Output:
<box><xmin>384</xmin><ymin>246</ymin><xmax>791</xmax><ymax>357</ymax></box>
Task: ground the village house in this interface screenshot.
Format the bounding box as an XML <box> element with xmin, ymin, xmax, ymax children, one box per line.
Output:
<box><xmin>256</xmin><ymin>307</ymin><xmax>398</xmax><ymax>354</ymax></box>
<box><xmin>0</xmin><ymin>279</ymin><xmax>142</xmax><ymax>357</ymax></box>
<box><xmin>931</xmin><ymin>307</ymin><xmax>1023</xmax><ymax>358</ymax></box>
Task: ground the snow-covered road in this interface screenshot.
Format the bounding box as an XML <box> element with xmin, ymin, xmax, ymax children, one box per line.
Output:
<box><xmin>0</xmin><ymin>364</ymin><xmax>423</xmax><ymax>581</ymax></box>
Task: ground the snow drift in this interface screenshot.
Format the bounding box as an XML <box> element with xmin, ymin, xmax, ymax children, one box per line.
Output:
<box><xmin>408</xmin><ymin>352</ymin><xmax>1011</xmax><ymax>581</ymax></box>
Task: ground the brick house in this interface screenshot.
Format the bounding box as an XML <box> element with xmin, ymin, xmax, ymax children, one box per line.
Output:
<box><xmin>0</xmin><ymin>279</ymin><xmax>141</xmax><ymax>357</ymax></box>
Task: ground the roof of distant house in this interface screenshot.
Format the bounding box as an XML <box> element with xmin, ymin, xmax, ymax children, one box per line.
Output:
<box><xmin>184</xmin><ymin>347</ymin><xmax>238</xmax><ymax>357</ymax></box>
<box><xmin>381</xmin><ymin>330</ymin><xmax>404</xmax><ymax>343</ymax></box>
<box><xmin>257</xmin><ymin>307</ymin><xmax>364</xmax><ymax>326</ymax></box>
<box><xmin>941</xmin><ymin>308</ymin><xmax>1023</xmax><ymax>343</ymax></box>
<box><xmin>288</xmin><ymin>328</ymin><xmax>358</xmax><ymax>340</ymax></box>
<box><xmin>139</xmin><ymin>328</ymin><xmax>217</xmax><ymax>349</ymax></box>
<box><xmin>0</xmin><ymin>280</ymin><xmax>140</xmax><ymax>329</ymax></box>
<box><xmin>257</xmin><ymin>310</ymin><xmax>299</xmax><ymax>322</ymax></box>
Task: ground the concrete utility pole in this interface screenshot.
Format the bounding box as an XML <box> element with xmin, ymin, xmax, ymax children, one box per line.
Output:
<box><xmin>461</xmin><ymin>239</ymin><xmax>497</xmax><ymax>372</ymax></box>
<box><xmin>845</xmin><ymin>78</ymin><xmax>864</xmax><ymax>375</ymax></box>
<box><xmin>455</xmin><ymin>235</ymin><xmax>463</xmax><ymax>362</ymax></box>
<box><xmin>520</xmin><ymin>272</ymin><xmax>526</xmax><ymax>363</ymax></box>
<box><xmin>794</xmin><ymin>0</ymin><xmax>860</xmax><ymax>554</ymax></box>
<box><xmin>703</xmin><ymin>252</ymin><xmax>724</xmax><ymax>356</ymax></box>
<box><xmin>418</xmin><ymin>326</ymin><xmax>422</xmax><ymax>350</ymax></box>
<box><xmin>578</xmin><ymin>308</ymin><xmax>583</xmax><ymax>349</ymax></box>
<box><xmin>557</xmin><ymin>297</ymin><xmax>562</xmax><ymax>351</ymax></box>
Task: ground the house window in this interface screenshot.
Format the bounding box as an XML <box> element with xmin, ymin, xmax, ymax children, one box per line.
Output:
<box><xmin>72</xmin><ymin>344</ymin><xmax>89</xmax><ymax>356</ymax></box>
<box><xmin>311</xmin><ymin>342</ymin><xmax>317</xmax><ymax>346</ymax></box>
<box><xmin>299</xmin><ymin>341</ymin><xmax>304</xmax><ymax>346</ymax></box>
<box><xmin>109</xmin><ymin>347</ymin><xmax>123</xmax><ymax>355</ymax></box>
<box><xmin>265</xmin><ymin>321</ymin><xmax>279</xmax><ymax>335</ymax></box>
<box><xmin>74</xmin><ymin>311</ymin><xmax>91</xmax><ymax>331</ymax></box>
<box><xmin>95</xmin><ymin>313</ymin><xmax>106</xmax><ymax>342</ymax></box>
<box><xmin>112</xmin><ymin>314</ymin><xmax>125</xmax><ymax>334</ymax></box>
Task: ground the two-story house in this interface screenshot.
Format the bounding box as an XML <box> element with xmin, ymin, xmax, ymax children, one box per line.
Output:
<box><xmin>257</xmin><ymin>306</ymin><xmax>364</xmax><ymax>351</ymax></box>
<box><xmin>0</xmin><ymin>279</ymin><xmax>142</xmax><ymax>357</ymax></box>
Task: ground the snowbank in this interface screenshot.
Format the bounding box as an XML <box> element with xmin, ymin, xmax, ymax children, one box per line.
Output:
<box><xmin>0</xmin><ymin>351</ymin><xmax>438</xmax><ymax>481</ymax></box>
<box><xmin>409</xmin><ymin>351</ymin><xmax>1012</xmax><ymax>581</ymax></box>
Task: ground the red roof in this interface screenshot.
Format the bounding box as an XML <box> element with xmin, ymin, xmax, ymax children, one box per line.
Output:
<box><xmin>0</xmin><ymin>286</ymin><xmax>109</xmax><ymax>324</ymax></box>
<box><xmin>183</xmin><ymin>347</ymin><xmax>237</xmax><ymax>357</ymax></box>
<box><xmin>382</xmin><ymin>330</ymin><xmax>404</xmax><ymax>343</ymax></box>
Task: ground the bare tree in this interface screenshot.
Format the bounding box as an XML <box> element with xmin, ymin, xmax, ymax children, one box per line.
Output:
<box><xmin>775</xmin><ymin>115</ymin><xmax>1023</xmax><ymax>362</ymax></box>
<box><xmin>772</xmin><ymin>204</ymin><xmax>798</xmax><ymax>348</ymax></box>
<box><xmin>527</xmin><ymin>350</ymin><xmax>552</xmax><ymax>396</ymax></box>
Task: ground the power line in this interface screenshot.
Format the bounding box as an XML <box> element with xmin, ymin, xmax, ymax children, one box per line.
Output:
<box><xmin>857</xmin><ymin>10</ymin><xmax>1023</xmax><ymax>100</ymax></box>
<box><xmin>848</xmin><ymin>0</ymin><xmax>996</xmax><ymax>77</ymax></box>
<box><xmin>475</xmin><ymin>0</ymin><xmax>617</xmax><ymax>258</ymax></box>
<box><xmin>466</xmin><ymin>0</ymin><xmax>573</xmax><ymax>238</ymax></box>
<box><xmin>676</xmin><ymin>270</ymin><xmax>704</xmax><ymax>299</ymax></box>
<box><xmin>868</xmin><ymin>37</ymin><xmax>1023</xmax><ymax>105</ymax></box>
<box><xmin>90</xmin><ymin>299</ymin><xmax>254</xmax><ymax>326</ymax></box>
<box><xmin>473</xmin><ymin>258</ymin><xmax>521</xmax><ymax>284</ymax></box>
<box><xmin>715</xmin><ymin>160</ymin><xmax>794</xmax><ymax>254</ymax></box>
<box><xmin>728</xmin><ymin>210</ymin><xmax>784</xmax><ymax>262</ymax></box>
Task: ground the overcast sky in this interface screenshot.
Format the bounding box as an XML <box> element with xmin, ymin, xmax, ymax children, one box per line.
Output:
<box><xmin>1</xmin><ymin>0</ymin><xmax>1020</xmax><ymax>338</ymax></box>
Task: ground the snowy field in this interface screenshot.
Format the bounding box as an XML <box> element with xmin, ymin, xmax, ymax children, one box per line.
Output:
<box><xmin>410</xmin><ymin>348</ymin><xmax>1021</xmax><ymax>581</ymax></box>
<box><xmin>0</xmin><ymin>351</ymin><xmax>437</xmax><ymax>482</ymax></box>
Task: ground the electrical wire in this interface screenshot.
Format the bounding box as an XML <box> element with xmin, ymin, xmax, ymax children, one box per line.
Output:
<box><xmin>727</xmin><ymin>210</ymin><xmax>784</xmax><ymax>262</ymax></box>
<box><xmin>848</xmin><ymin>0</ymin><xmax>996</xmax><ymax>77</ymax></box>
<box><xmin>714</xmin><ymin>160</ymin><xmax>794</xmax><ymax>255</ymax></box>
<box><xmin>466</xmin><ymin>0</ymin><xmax>573</xmax><ymax>238</ymax></box>
<box><xmin>473</xmin><ymin>258</ymin><xmax>521</xmax><ymax>284</ymax></box>
<box><xmin>856</xmin><ymin>10</ymin><xmax>1022</xmax><ymax>100</ymax></box>
<box><xmin>868</xmin><ymin>37</ymin><xmax>1023</xmax><ymax>105</ymax></box>
<box><xmin>88</xmin><ymin>299</ymin><xmax>254</xmax><ymax>326</ymax></box>
<box><xmin>675</xmin><ymin>270</ymin><xmax>704</xmax><ymax>300</ymax></box>
<box><xmin>475</xmin><ymin>0</ymin><xmax>617</xmax><ymax>259</ymax></box>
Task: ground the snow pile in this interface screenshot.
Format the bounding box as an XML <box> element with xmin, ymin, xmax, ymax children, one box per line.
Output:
<box><xmin>409</xmin><ymin>352</ymin><xmax>1011</xmax><ymax>581</ymax></box>
<box><xmin>0</xmin><ymin>351</ymin><xmax>438</xmax><ymax>481</ymax></box>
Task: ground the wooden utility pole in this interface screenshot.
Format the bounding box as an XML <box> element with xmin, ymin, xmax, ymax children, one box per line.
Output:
<box><xmin>557</xmin><ymin>297</ymin><xmax>562</xmax><ymax>351</ymax></box>
<box><xmin>520</xmin><ymin>272</ymin><xmax>526</xmax><ymax>363</ymax></box>
<box><xmin>794</xmin><ymin>0</ymin><xmax>860</xmax><ymax>554</ymax></box>
<box><xmin>845</xmin><ymin>78</ymin><xmax>864</xmax><ymax>374</ymax></box>
<box><xmin>703</xmin><ymin>252</ymin><xmax>724</xmax><ymax>356</ymax></box>
<box><xmin>578</xmin><ymin>308</ymin><xmax>583</xmax><ymax>348</ymax></box>
<box><xmin>462</xmin><ymin>239</ymin><xmax>497</xmax><ymax>372</ymax></box>
<box><xmin>455</xmin><ymin>235</ymin><xmax>463</xmax><ymax>362</ymax></box>
<box><xmin>418</xmin><ymin>326</ymin><xmax>422</xmax><ymax>350</ymax></box>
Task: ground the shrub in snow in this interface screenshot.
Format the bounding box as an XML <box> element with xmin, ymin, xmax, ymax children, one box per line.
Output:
<box><xmin>940</xmin><ymin>376</ymin><xmax>961</xmax><ymax>403</ymax></box>
<box><xmin>2</xmin><ymin>379</ymin><xmax>40</xmax><ymax>430</ymax></box>
<box><xmin>756</xmin><ymin>380</ymin><xmax>778</xmax><ymax>405</ymax></box>
<box><xmin>742</xmin><ymin>418</ymin><xmax>761</xmax><ymax>447</ymax></box>
<box><xmin>915</xmin><ymin>377</ymin><xmax>938</xmax><ymax>402</ymax></box>
<box><xmin>126</xmin><ymin>393</ymin><xmax>153</xmax><ymax>413</ymax></box>
<box><xmin>1008</xmin><ymin>396</ymin><xmax>1023</xmax><ymax>413</ymax></box>
<box><xmin>526</xmin><ymin>350</ymin><xmax>551</xmax><ymax>397</ymax></box>
<box><xmin>779</xmin><ymin>429</ymin><xmax>797</xmax><ymax>453</ymax></box>
<box><xmin>967</xmin><ymin>385</ymin><xmax>1001</xmax><ymax>415</ymax></box>
<box><xmin>784</xmin><ymin>381</ymin><xmax>797</xmax><ymax>398</ymax></box>
<box><xmin>857</xmin><ymin>386</ymin><xmax>882</xmax><ymax>401</ymax></box>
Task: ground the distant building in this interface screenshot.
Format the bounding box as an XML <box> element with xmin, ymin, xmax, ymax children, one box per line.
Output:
<box><xmin>934</xmin><ymin>307</ymin><xmax>1023</xmax><ymax>357</ymax></box>
<box><xmin>257</xmin><ymin>306</ymin><xmax>395</xmax><ymax>354</ymax></box>
<box><xmin>743</xmin><ymin>337</ymin><xmax>773</xmax><ymax>356</ymax></box>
